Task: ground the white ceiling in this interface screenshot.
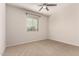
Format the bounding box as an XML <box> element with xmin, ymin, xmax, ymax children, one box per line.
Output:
<box><xmin>7</xmin><ymin>3</ymin><xmax>68</xmax><ymax>16</ymax></box>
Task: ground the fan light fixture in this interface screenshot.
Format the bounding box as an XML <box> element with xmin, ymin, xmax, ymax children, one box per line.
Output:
<box><xmin>38</xmin><ymin>3</ymin><xmax>57</xmax><ymax>11</ymax></box>
<box><xmin>43</xmin><ymin>5</ymin><xmax>46</xmax><ymax>8</ymax></box>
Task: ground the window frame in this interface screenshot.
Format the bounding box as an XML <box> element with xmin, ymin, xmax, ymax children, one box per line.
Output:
<box><xmin>26</xmin><ymin>15</ymin><xmax>39</xmax><ymax>32</ymax></box>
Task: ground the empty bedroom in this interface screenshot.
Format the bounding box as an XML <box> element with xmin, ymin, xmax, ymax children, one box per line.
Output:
<box><xmin>1</xmin><ymin>3</ymin><xmax>79</xmax><ymax>56</ymax></box>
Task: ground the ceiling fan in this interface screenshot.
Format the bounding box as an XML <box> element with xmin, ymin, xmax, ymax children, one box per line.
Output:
<box><xmin>38</xmin><ymin>3</ymin><xmax>57</xmax><ymax>11</ymax></box>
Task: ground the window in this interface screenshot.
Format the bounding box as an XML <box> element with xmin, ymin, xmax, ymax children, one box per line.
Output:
<box><xmin>27</xmin><ymin>16</ymin><xmax>39</xmax><ymax>31</ymax></box>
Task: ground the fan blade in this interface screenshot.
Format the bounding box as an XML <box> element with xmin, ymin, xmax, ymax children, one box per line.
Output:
<box><xmin>39</xmin><ymin>7</ymin><xmax>43</xmax><ymax>11</ymax></box>
<box><xmin>47</xmin><ymin>4</ymin><xmax>57</xmax><ymax>6</ymax></box>
<box><xmin>46</xmin><ymin>7</ymin><xmax>49</xmax><ymax>11</ymax></box>
<box><xmin>38</xmin><ymin>3</ymin><xmax>46</xmax><ymax>6</ymax></box>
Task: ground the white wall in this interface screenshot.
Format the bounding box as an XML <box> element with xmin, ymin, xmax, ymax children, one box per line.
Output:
<box><xmin>6</xmin><ymin>5</ymin><xmax>48</xmax><ymax>47</ymax></box>
<box><xmin>0</xmin><ymin>3</ymin><xmax>6</xmax><ymax>55</ymax></box>
<box><xmin>7</xmin><ymin>4</ymin><xmax>79</xmax><ymax>47</ymax></box>
<box><xmin>49</xmin><ymin>4</ymin><xmax>79</xmax><ymax>46</ymax></box>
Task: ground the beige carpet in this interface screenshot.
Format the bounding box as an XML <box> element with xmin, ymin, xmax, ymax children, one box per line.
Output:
<box><xmin>3</xmin><ymin>39</ymin><xmax>79</xmax><ymax>56</ymax></box>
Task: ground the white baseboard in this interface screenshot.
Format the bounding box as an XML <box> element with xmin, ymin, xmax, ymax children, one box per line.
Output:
<box><xmin>7</xmin><ymin>39</ymin><xmax>46</xmax><ymax>47</ymax></box>
<box><xmin>49</xmin><ymin>38</ymin><xmax>79</xmax><ymax>47</ymax></box>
